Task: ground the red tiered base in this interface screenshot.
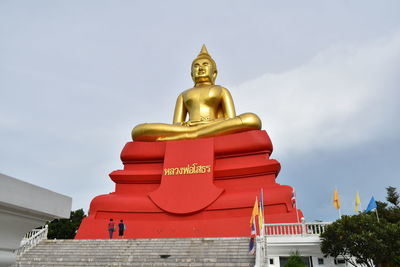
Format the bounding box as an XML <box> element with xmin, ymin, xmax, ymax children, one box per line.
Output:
<box><xmin>75</xmin><ymin>130</ymin><xmax>303</xmax><ymax>239</ymax></box>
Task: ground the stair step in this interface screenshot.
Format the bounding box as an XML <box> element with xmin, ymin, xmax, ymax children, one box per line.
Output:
<box><xmin>15</xmin><ymin>237</ymin><xmax>255</xmax><ymax>267</ymax></box>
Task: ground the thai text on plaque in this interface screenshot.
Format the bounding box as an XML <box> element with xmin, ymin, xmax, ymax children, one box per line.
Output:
<box><xmin>163</xmin><ymin>163</ymin><xmax>211</xmax><ymax>176</ymax></box>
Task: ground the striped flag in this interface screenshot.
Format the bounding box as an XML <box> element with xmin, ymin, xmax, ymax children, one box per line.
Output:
<box><xmin>291</xmin><ymin>188</ymin><xmax>296</xmax><ymax>207</ymax></box>
<box><xmin>248</xmin><ymin>218</ymin><xmax>256</xmax><ymax>255</ymax></box>
<box><xmin>249</xmin><ymin>198</ymin><xmax>258</xmax><ymax>254</ymax></box>
<box><xmin>292</xmin><ymin>187</ymin><xmax>301</xmax><ymax>223</ymax></box>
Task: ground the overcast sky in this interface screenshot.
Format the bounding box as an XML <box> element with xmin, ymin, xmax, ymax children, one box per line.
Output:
<box><xmin>1</xmin><ymin>0</ymin><xmax>399</xmax><ymax>222</ymax></box>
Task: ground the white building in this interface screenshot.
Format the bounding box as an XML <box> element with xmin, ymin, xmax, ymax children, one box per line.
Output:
<box><xmin>254</xmin><ymin>222</ymin><xmax>350</xmax><ymax>267</ymax></box>
<box><xmin>0</xmin><ymin>173</ymin><xmax>71</xmax><ymax>266</ymax></box>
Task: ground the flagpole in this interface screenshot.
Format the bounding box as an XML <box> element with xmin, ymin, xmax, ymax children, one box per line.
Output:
<box><xmin>339</xmin><ymin>188</ymin><xmax>341</xmax><ymax>218</ymax></box>
<box><xmin>338</xmin><ymin>189</ymin><xmax>341</xmax><ymax>218</ymax></box>
<box><xmin>260</xmin><ymin>189</ymin><xmax>264</xmax><ymax>237</ymax></box>
<box><xmin>338</xmin><ymin>194</ymin><xmax>341</xmax><ymax>218</ymax></box>
<box><xmin>375</xmin><ymin>209</ymin><xmax>380</xmax><ymax>223</ymax></box>
<box><xmin>261</xmin><ymin>188</ymin><xmax>267</xmax><ymax>265</ymax></box>
<box><xmin>295</xmin><ymin>189</ymin><xmax>300</xmax><ymax>223</ymax></box>
<box><xmin>255</xmin><ymin>196</ymin><xmax>259</xmax><ymax>236</ymax></box>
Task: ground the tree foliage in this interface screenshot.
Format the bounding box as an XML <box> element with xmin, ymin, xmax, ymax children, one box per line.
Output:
<box><xmin>376</xmin><ymin>186</ymin><xmax>400</xmax><ymax>225</ymax></box>
<box><xmin>47</xmin><ymin>209</ymin><xmax>86</xmax><ymax>239</ymax></box>
<box><xmin>284</xmin><ymin>251</ymin><xmax>308</xmax><ymax>267</ymax></box>
<box><xmin>386</xmin><ymin>186</ymin><xmax>399</xmax><ymax>207</ymax></box>
<box><xmin>320</xmin><ymin>187</ymin><xmax>400</xmax><ymax>267</ymax></box>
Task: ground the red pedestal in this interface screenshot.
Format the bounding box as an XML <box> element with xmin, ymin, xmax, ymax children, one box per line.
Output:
<box><xmin>75</xmin><ymin>130</ymin><xmax>303</xmax><ymax>239</ymax></box>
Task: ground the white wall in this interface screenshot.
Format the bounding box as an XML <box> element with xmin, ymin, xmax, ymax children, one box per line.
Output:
<box><xmin>265</xmin><ymin>235</ymin><xmax>343</xmax><ymax>267</ymax></box>
<box><xmin>0</xmin><ymin>173</ymin><xmax>72</xmax><ymax>266</ymax></box>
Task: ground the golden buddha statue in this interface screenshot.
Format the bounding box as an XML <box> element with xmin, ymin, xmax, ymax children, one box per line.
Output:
<box><xmin>132</xmin><ymin>45</ymin><xmax>261</xmax><ymax>141</ymax></box>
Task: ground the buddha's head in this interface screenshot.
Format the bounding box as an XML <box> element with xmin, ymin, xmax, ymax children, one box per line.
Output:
<box><xmin>191</xmin><ymin>45</ymin><xmax>217</xmax><ymax>85</ymax></box>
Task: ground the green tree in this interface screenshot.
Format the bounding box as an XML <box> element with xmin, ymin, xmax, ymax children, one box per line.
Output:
<box><xmin>386</xmin><ymin>186</ymin><xmax>399</xmax><ymax>207</ymax></box>
<box><xmin>47</xmin><ymin>209</ymin><xmax>86</xmax><ymax>239</ymax></box>
<box><xmin>284</xmin><ymin>251</ymin><xmax>308</xmax><ymax>267</ymax></box>
<box><xmin>376</xmin><ymin>186</ymin><xmax>400</xmax><ymax>224</ymax></box>
<box><xmin>320</xmin><ymin>187</ymin><xmax>400</xmax><ymax>267</ymax></box>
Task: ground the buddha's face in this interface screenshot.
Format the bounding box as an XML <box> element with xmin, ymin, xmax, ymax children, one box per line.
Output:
<box><xmin>191</xmin><ymin>58</ymin><xmax>216</xmax><ymax>84</ymax></box>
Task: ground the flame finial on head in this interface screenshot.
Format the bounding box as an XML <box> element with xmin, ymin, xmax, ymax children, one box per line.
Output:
<box><xmin>199</xmin><ymin>44</ymin><xmax>209</xmax><ymax>56</ymax></box>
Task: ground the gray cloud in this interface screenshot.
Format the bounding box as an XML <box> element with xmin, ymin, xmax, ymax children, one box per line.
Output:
<box><xmin>234</xmin><ymin>32</ymin><xmax>400</xmax><ymax>155</ymax></box>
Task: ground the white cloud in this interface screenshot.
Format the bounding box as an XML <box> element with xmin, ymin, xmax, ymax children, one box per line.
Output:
<box><xmin>233</xmin><ymin>31</ymin><xmax>400</xmax><ymax>156</ymax></box>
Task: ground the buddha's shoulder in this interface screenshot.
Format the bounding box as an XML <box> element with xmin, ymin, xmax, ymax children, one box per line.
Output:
<box><xmin>215</xmin><ymin>85</ymin><xmax>231</xmax><ymax>92</ymax></box>
<box><xmin>210</xmin><ymin>85</ymin><xmax>226</xmax><ymax>91</ymax></box>
<box><xmin>209</xmin><ymin>85</ymin><xmax>232</xmax><ymax>96</ymax></box>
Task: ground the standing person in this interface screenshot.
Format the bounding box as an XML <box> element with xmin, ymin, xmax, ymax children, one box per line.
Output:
<box><xmin>118</xmin><ymin>219</ymin><xmax>126</xmax><ymax>239</ymax></box>
<box><xmin>108</xmin><ymin>218</ymin><xmax>115</xmax><ymax>239</ymax></box>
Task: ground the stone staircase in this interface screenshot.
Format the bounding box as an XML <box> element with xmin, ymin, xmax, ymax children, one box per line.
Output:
<box><xmin>15</xmin><ymin>237</ymin><xmax>255</xmax><ymax>266</ymax></box>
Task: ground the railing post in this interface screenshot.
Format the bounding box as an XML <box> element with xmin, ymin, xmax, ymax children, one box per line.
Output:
<box><xmin>301</xmin><ymin>218</ymin><xmax>306</xmax><ymax>236</ymax></box>
<box><xmin>254</xmin><ymin>235</ymin><xmax>266</xmax><ymax>267</ymax></box>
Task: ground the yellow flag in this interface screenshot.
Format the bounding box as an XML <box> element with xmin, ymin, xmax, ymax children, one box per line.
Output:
<box><xmin>333</xmin><ymin>189</ymin><xmax>340</xmax><ymax>210</ymax></box>
<box><xmin>354</xmin><ymin>192</ymin><xmax>361</xmax><ymax>212</ymax></box>
<box><xmin>250</xmin><ymin>197</ymin><xmax>259</xmax><ymax>226</ymax></box>
<box><xmin>258</xmin><ymin>192</ymin><xmax>264</xmax><ymax>233</ymax></box>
